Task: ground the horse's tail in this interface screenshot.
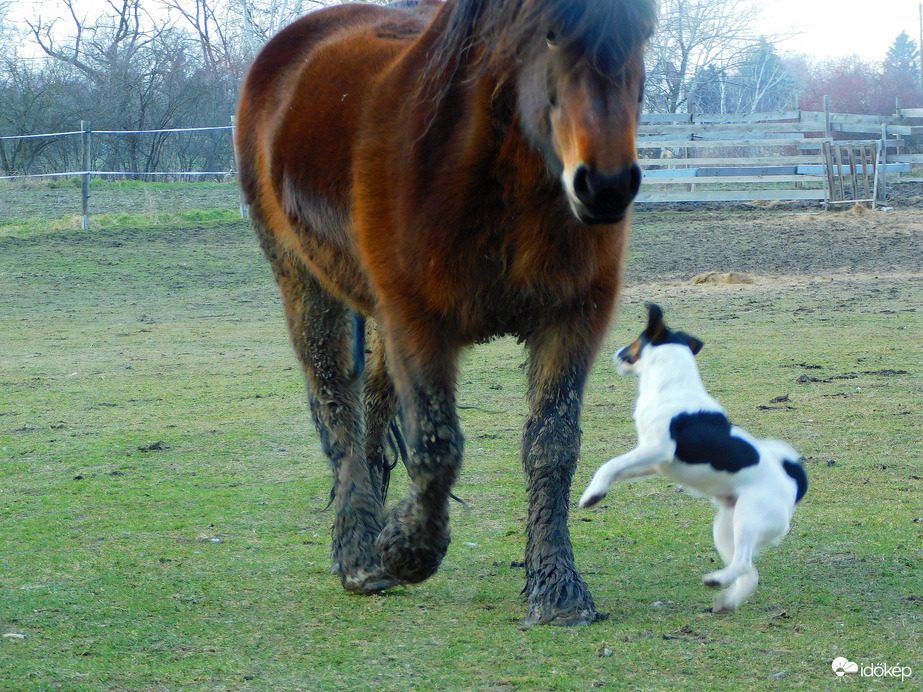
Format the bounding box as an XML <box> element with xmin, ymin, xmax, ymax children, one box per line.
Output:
<box><xmin>382</xmin><ymin>417</ymin><xmax>407</xmax><ymax>502</ymax></box>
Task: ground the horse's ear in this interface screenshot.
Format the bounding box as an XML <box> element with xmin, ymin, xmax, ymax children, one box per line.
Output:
<box><xmin>644</xmin><ymin>302</ymin><xmax>665</xmax><ymax>339</ymax></box>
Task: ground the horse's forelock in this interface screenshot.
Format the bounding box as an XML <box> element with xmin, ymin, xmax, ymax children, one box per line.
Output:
<box><xmin>419</xmin><ymin>0</ymin><xmax>657</xmax><ymax>108</ymax></box>
<box><xmin>554</xmin><ymin>0</ymin><xmax>658</xmax><ymax>69</ymax></box>
<box><xmin>481</xmin><ymin>0</ymin><xmax>658</xmax><ymax>76</ymax></box>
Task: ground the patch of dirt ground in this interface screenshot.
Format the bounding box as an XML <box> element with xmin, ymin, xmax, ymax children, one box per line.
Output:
<box><xmin>625</xmin><ymin>203</ymin><xmax>923</xmax><ymax>287</ymax></box>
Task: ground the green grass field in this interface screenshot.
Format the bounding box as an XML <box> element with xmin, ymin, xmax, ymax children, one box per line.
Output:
<box><xmin>1</xmin><ymin>186</ymin><xmax>920</xmax><ymax>690</ymax></box>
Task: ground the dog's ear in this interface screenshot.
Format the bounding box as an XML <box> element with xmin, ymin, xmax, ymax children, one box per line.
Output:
<box><xmin>681</xmin><ymin>332</ymin><xmax>704</xmax><ymax>355</ymax></box>
<box><xmin>644</xmin><ymin>303</ymin><xmax>666</xmax><ymax>340</ymax></box>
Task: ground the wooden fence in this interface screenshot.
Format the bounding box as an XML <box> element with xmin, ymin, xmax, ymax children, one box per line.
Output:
<box><xmin>636</xmin><ymin>106</ymin><xmax>923</xmax><ymax>205</ymax></box>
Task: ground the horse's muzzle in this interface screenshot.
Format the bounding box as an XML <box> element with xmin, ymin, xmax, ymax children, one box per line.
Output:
<box><xmin>570</xmin><ymin>162</ymin><xmax>641</xmax><ymax>224</ymax></box>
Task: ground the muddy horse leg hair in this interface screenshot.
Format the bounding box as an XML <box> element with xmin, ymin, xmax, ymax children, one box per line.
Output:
<box><xmin>256</xmin><ymin>225</ymin><xmax>395</xmax><ymax>593</ymax></box>
<box><xmin>374</xmin><ymin>330</ymin><xmax>463</xmax><ymax>584</ymax></box>
<box><xmin>522</xmin><ymin>332</ymin><xmax>604</xmax><ymax>626</ymax></box>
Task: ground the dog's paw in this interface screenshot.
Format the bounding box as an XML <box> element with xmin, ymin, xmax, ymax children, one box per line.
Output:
<box><xmin>703</xmin><ymin>571</ymin><xmax>728</xmax><ymax>588</ymax></box>
<box><xmin>578</xmin><ymin>488</ymin><xmax>605</xmax><ymax>508</ymax></box>
<box><xmin>711</xmin><ymin>592</ymin><xmax>739</xmax><ymax>613</ymax></box>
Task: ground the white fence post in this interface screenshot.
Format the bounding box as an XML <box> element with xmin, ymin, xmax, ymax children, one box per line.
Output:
<box><xmin>80</xmin><ymin>121</ymin><xmax>91</xmax><ymax>229</ymax></box>
<box><xmin>230</xmin><ymin>115</ymin><xmax>248</xmax><ymax>219</ymax></box>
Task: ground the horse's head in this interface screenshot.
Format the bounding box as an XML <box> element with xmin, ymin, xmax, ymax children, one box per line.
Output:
<box><xmin>511</xmin><ymin>0</ymin><xmax>657</xmax><ymax>224</ymax></box>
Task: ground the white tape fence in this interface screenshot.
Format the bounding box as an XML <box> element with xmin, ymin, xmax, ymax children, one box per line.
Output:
<box><xmin>0</xmin><ymin>121</ymin><xmax>242</xmax><ymax>228</ymax></box>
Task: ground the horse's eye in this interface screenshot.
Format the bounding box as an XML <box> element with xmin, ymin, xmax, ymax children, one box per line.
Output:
<box><xmin>545</xmin><ymin>29</ymin><xmax>558</xmax><ymax>47</ymax></box>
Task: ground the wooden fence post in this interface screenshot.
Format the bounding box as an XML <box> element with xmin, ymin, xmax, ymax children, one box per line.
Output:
<box><xmin>880</xmin><ymin>123</ymin><xmax>888</xmax><ymax>205</ymax></box>
<box><xmin>80</xmin><ymin>121</ymin><xmax>91</xmax><ymax>229</ymax></box>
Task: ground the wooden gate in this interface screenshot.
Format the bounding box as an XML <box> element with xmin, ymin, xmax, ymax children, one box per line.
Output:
<box><xmin>823</xmin><ymin>141</ymin><xmax>881</xmax><ymax>209</ymax></box>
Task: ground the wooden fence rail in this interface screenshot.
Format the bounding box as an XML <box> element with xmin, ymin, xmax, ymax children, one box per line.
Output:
<box><xmin>635</xmin><ymin>107</ymin><xmax>923</xmax><ymax>205</ymax></box>
<box><xmin>4</xmin><ymin>107</ymin><xmax>923</xmax><ymax>218</ymax></box>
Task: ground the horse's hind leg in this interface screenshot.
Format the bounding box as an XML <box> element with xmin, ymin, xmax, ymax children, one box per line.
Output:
<box><xmin>361</xmin><ymin>321</ymin><xmax>404</xmax><ymax>501</ymax></box>
<box><xmin>257</xmin><ymin>231</ymin><xmax>395</xmax><ymax>594</ymax></box>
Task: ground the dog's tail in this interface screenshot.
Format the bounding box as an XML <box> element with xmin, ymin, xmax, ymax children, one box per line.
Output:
<box><xmin>758</xmin><ymin>438</ymin><xmax>808</xmax><ymax>504</ymax></box>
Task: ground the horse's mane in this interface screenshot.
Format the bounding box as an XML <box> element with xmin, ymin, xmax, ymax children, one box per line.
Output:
<box><xmin>420</xmin><ymin>0</ymin><xmax>658</xmax><ymax>93</ymax></box>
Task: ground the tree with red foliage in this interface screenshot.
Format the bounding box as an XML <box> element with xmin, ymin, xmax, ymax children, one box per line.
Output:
<box><xmin>799</xmin><ymin>57</ymin><xmax>892</xmax><ymax>114</ymax></box>
<box><xmin>796</xmin><ymin>33</ymin><xmax>923</xmax><ymax>114</ymax></box>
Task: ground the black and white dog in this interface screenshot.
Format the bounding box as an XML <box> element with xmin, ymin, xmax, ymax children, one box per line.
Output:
<box><xmin>580</xmin><ymin>304</ymin><xmax>807</xmax><ymax>612</ymax></box>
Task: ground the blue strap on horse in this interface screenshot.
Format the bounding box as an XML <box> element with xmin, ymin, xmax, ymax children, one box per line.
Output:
<box><xmin>352</xmin><ymin>313</ymin><xmax>367</xmax><ymax>378</ymax></box>
<box><xmin>352</xmin><ymin>312</ymin><xmax>466</xmax><ymax>508</ymax></box>
<box><xmin>352</xmin><ymin>313</ymin><xmax>405</xmax><ymax>502</ymax></box>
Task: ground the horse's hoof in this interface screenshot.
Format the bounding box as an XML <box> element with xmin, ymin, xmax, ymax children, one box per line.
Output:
<box><xmin>374</xmin><ymin>519</ymin><xmax>447</xmax><ymax>584</ymax></box>
<box><xmin>523</xmin><ymin>570</ymin><xmax>605</xmax><ymax>627</ymax></box>
<box><xmin>524</xmin><ymin>605</ymin><xmax>609</xmax><ymax>628</ymax></box>
<box><xmin>341</xmin><ymin>568</ymin><xmax>401</xmax><ymax>594</ymax></box>
<box><xmin>374</xmin><ymin>496</ymin><xmax>450</xmax><ymax>583</ymax></box>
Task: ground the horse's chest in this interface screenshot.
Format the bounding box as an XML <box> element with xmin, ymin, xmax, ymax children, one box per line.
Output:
<box><xmin>457</xmin><ymin>253</ymin><xmax>601</xmax><ymax>342</ymax></box>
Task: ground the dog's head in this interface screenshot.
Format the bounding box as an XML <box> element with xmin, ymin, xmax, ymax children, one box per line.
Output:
<box><xmin>615</xmin><ymin>303</ymin><xmax>704</xmax><ymax>375</ymax></box>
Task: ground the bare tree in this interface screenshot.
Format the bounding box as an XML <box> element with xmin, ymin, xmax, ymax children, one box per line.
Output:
<box><xmin>646</xmin><ymin>0</ymin><xmax>763</xmax><ymax>113</ymax></box>
<box><xmin>731</xmin><ymin>41</ymin><xmax>794</xmax><ymax>113</ymax></box>
<box><xmin>28</xmin><ymin>0</ymin><xmax>157</xmax><ymax>83</ymax></box>
<box><xmin>162</xmin><ymin>0</ymin><xmax>238</xmax><ymax>75</ymax></box>
<box><xmin>0</xmin><ymin>0</ymin><xmax>13</xmax><ymax>43</ymax></box>
<box><xmin>233</xmin><ymin>0</ymin><xmax>319</xmax><ymax>58</ymax></box>
<box><xmin>690</xmin><ymin>40</ymin><xmax>795</xmax><ymax>114</ymax></box>
<box><xmin>21</xmin><ymin>0</ymin><xmax>237</xmax><ymax>175</ymax></box>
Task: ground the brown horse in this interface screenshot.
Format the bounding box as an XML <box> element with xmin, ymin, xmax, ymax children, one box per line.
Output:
<box><xmin>236</xmin><ymin>0</ymin><xmax>656</xmax><ymax>626</ymax></box>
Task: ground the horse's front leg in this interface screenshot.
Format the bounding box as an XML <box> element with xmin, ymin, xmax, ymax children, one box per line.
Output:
<box><xmin>374</xmin><ymin>329</ymin><xmax>462</xmax><ymax>584</ymax></box>
<box><xmin>522</xmin><ymin>335</ymin><xmax>605</xmax><ymax>626</ymax></box>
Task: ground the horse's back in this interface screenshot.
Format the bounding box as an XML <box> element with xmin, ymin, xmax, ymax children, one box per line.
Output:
<box><xmin>236</xmin><ymin>1</ymin><xmax>436</xmax><ymax>306</ymax></box>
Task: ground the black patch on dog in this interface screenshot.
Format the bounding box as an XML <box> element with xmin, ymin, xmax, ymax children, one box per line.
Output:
<box><xmin>782</xmin><ymin>459</ymin><xmax>808</xmax><ymax>503</ymax></box>
<box><xmin>669</xmin><ymin>411</ymin><xmax>759</xmax><ymax>473</ymax></box>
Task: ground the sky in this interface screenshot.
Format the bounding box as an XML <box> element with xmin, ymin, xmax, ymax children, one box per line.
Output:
<box><xmin>7</xmin><ymin>0</ymin><xmax>923</xmax><ymax>63</ymax></box>
<box><xmin>754</xmin><ymin>0</ymin><xmax>921</xmax><ymax>61</ymax></box>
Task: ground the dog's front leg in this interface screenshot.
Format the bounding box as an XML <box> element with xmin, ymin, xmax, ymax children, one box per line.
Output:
<box><xmin>579</xmin><ymin>444</ymin><xmax>673</xmax><ymax>508</ymax></box>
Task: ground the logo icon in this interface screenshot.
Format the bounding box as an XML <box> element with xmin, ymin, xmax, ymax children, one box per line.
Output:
<box><xmin>832</xmin><ymin>657</ymin><xmax>859</xmax><ymax>677</ymax></box>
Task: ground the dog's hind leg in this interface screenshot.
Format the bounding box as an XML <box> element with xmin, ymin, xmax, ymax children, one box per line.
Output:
<box><xmin>703</xmin><ymin>507</ymin><xmax>758</xmax><ymax>590</ymax></box>
<box><xmin>711</xmin><ymin>501</ymin><xmax>736</xmax><ymax>566</ymax></box>
<box><xmin>706</xmin><ymin>492</ymin><xmax>791</xmax><ymax>609</ymax></box>
<box><xmin>712</xmin><ymin>567</ymin><xmax>759</xmax><ymax>613</ymax></box>
<box><xmin>707</xmin><ymin>502</ymin><xmax>759</xmax><ymax>611</ymax></box>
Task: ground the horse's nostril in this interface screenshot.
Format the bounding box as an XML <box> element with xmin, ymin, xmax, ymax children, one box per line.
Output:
<box><xmin>628</xmin><ymin>162</ymin><xmax>641</xmax><ymax>196</ymax></box>
<box><xmin>573</xmin><ymin>164</ymin><xmax>591</xmax><ymax>201</ymax></box>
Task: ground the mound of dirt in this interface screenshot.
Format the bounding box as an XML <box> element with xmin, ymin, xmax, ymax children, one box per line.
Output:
<box><xmin>691</xmin><ymin>271</ymin><xmax>754</xmax><ymax>285</ymax></box>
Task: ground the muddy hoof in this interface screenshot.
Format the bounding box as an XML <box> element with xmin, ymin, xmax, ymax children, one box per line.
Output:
<box><xmin>524</xmin><ymin>572</ymin><xmax>606</xmax><ymax>627</ymax></box>
<box><xmin>341</xmin><ymin>568</ymin><xmax>401</xmax><ymax>594</ymax></box>
<box><xmin>524</xmin><ymin>604</ymin><xmax>609</xmax><ymax>627</ymax></box>
<box><xmin>374</xmin><ymin>498</ymin><xmax>449</xmax><ymax>583</ymax></box>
